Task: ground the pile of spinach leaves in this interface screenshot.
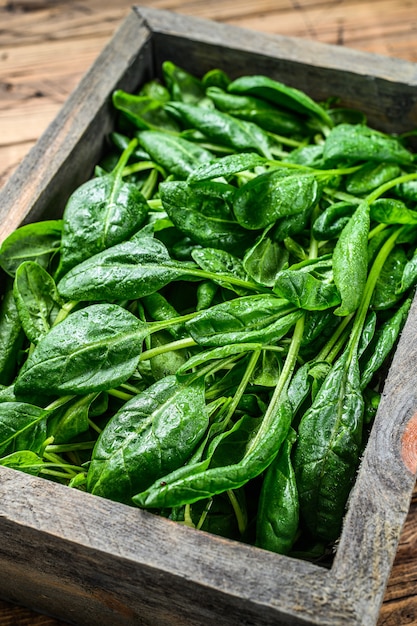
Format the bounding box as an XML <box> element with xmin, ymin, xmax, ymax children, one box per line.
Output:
<box><xmin>1</xmin><ymin>61</ymin><xmax>417</xmax><ymax>563</ymax></box>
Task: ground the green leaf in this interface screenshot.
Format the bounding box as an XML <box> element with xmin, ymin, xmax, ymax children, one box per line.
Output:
<box><xmin>191</xmin><ymin>248</ymin><xmax>248</xmax><ymax>294</ymax></box>
<box><xmin>0</xmin><ymin>220</ymin><xmax>62</xmax><ymax>277</ymax></box>
<box><xmin>233</xmin><ymin>169</ymin><xmax>321</xmax><ymax>230</ymax></box>
<box><xmin>165</xmin><ymin>102</ymin><xmax>273</xmax><ymax>158</ymax></box>
<box><xmin>57</xmin><ymin>236</ymin><xmax>192</xmax><ymax>302</ymax></box>
<box><xmin>138</xmin><ymin>131</ymin><xmax>213</xmax><ymax>179</ymax></box>
<box><xmin>294</xmin><ymin>348</ymin><xmax>364</xmax><ymax>541</ymax></box>
<box><xmin>0</xmin><ymin>402</ymin><xmax>48</xmax><ymax>455</ymax></box>
<box><xmin>162</xmin><ymin>61</ymin><xmax>206</xmax><ymax>104</ymax></box>
<box><xmin>256</xmin><ymin>429</ymin><xmax>299</xmax><ymax>554</ymax></box>
<box><xmin>56</xmin><ymin>140</ymin><xmax>149</xmax><ymax>278</ymax></box>
<box><xmin>243</xmin><ymin>228</ymin><xmax>289</xmax><ymax>287</ymax></box>
<box><xmin>273</xmin><ymin>269</ymin><xmax>341</xmax><ymax>311</ymax></box>
<box><xmin>370</xmin><ymin>198</ymin><xmax>417</xmax><ymax>225</ymax></box>
<box><xmin>133</xmin><ymin>396</ymin><xmax>292</xmax><ymax>508</ymax></box>
<box><xmin>112</xmin><ymin>89</ymin><xmax>179</xmax><ymax>131</ymax></box>
<box><xmin>13</xmin><ymin>261</ymin><xmax>63</xmax><ymax>344</ymax></box>
<box><xmin>15</xmin><ymin>304</ymin><xmax>148</xmax><ymax>395</ymax></box>
<box><xmin>86</xmin><ymin>375</ymin><xmax>209</xmax><ymax>503</ymax></box>
<box><xmin>188</xmin><ymin>152</ymin><xmax>267</xmax><ymax>182</ymax></box>
<box><xmin>185</xmin><ymin>295</ymin><xmax>301</xmax><ymax>346</ymax></box>
<box><xmin>47</xmin><ymin>393</ymin><xmax>99</xmax><ymax>443</ymax></box>
<box><xmin>0</xmin><ymin>278</ymin><xmax>25</xmax><ymax>386</ymax></box>
<box><xmin>0</xmin><ymin>450</ymin><xmax>43</xmax><ymax>476</ymax></box>
<box><xmin>323</xmin><ymin>124</ymin><xmax>414</xmax><ymax>166</ymax></box>
<box><xmin>160</xmin><ymin>180</ymin><xmax>254</xmax><ymax>255</ymax></box>
<box><xmin>207</xmin><ymin>86</ymin><xmax>307</xmax><ymax>136</ymax></box>
<box><xmin>227</xmin><ymin>75</ymin><xmax>333</xmax><ymax>126</ymax></box>
<box><xmin>333</xmin><ymin>201</ymin><xmax>370</xmax><ymax>316</ymax></box>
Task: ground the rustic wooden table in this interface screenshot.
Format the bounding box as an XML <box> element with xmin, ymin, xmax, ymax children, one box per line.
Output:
<box><xmin>0</xmin><ymin>1</ymin><xmax>417</xmax><ymax>624</ymax></box>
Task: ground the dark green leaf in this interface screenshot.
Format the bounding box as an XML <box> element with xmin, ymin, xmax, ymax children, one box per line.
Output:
<box><xmin>0</xmin><ymin>278</ymin><xmax>25</xmax><ymax>386</ymax></box>
<box><xmin>256</xmin><ymin>429</ymin><xmax>298</xmax><ymax>554</ymax></box>
<box><xmin>323</xmin><ymin>124</ymin><xmax>414</xmax><ymax>166</ymax></box>
<box><xmin>0</xmin><ymin>220</ymin><xmax>62</xmax><ymax>277</ymax></box>
<box><xmin>188</xmin><ymin>152</ymin><xmax>267</xmax><ymax>182</ymax></box>
<box><xmin>165</xmin><ymin>102</ymin><xmax>273</xmax><ymax>158</ymax></box>
<box><xmin>15</xmin><ymin>304</ymin><xmax>148</xmax><ymax>395</ymax></box>
<box><xmin>333</xmin><ymin>201</ymin><xmax>370</xmax><ymax>315</ymax></box>
<box><xmin>243</xmin><ymin>229</ymin><xmax>289</xmax><ymax>287</ymax></box>
<box><xmin>160</xmin><ymin>180</ymin><xmax>254</xmax><ymax>255</ymax></box>
<box><xmin>13</xmin><ymin>261</ymin><xmax>62</xmax><ymax>344</ymax></box>
<box><xmin>294</xmin><ymin>348</ymin><xmax>364</xmax><ymax>541</ymax></box>
<box><xmin>112</xmin><ymin>89</ymin><xmax>179</xmax><ymax>131</ymax></box>
<box><xmin>185</xmin><ymin>295</ymin><xmax>301</xmax><ymax>346</ymax></box>
<box><xmin>138</xmin><ymin>131</ymin><xmax>213</xmax><ymax>179</ymax></box>
<box><xmin>87</xmin><ymin>375</ymin><xmax>209</xmax><ymax>503</ymax></box>
<box><xmin>0</xmin><ymin>402</ymin><xmax>48</xmax><ymax>455</ymax></box>
<box><xmin>56</xmin><ymin>142</ymin><xmax>149</xmax><ymax>277</ymax></box>
<box><xmin>227</xmin><ymin>75</ymin><xmax>333</xmax><ymax>126</ymax></box>
<box><xmin>233</xmin><ymin>169</ymin><xmax>321</xmax><ymax>230</ymax></box>
<box><xmin>57</xmin><ymin>236</ymin><xmax>193</xmax><ymax>302</ymax></box>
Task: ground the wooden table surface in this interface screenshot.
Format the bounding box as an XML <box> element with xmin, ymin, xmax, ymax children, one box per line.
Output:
<box><xmin>1</xmin><ymin>0</ymin><xmax>417</xmax><ymax>624</ymax></box>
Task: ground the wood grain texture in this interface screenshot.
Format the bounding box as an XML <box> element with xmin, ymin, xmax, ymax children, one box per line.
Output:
<box><xmin>1</xmin><ymin>1</ymin><xmax>417</xmax><ymax>625</ymax></box>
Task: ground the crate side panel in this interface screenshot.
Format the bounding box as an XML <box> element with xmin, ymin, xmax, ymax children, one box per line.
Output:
<box><xmin>136</xmin><ymin>6</ymin><xmax>417</xmax><ymax>134</ymax></box>
<box><xmin>331</xmin><ymin>297</ymin><xmax>417</xmax><ymax>623</ymax></box>
<box><xmin>0</xmin><ymin>466</ymin><xmax>354</xmax><ymax>626</ymax></box>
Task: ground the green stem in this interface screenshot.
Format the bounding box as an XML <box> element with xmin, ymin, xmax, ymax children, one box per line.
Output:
<box><xmin>220</xmin><ymin>348</ymin><xmax>262</xmax><ymax>428</ymax></box>
<box><xmin>112</xmin><ymin>138</ymin><xmax>138</xmax><ymax>184</ymax></box>
<box><xmin>183</xmin><ymin>504</ymin><xmax>195</xmax><ymax>528</ymax></box>
<box><xmin>247</xmin><ymin>315</ymin><xmax>305</xmax><ymax>454</ymax></box>
<box><xmin>108</xmin><ymin>388</ymin><xmax>134</xmax><ymax>401</ymax></box>
<box><xmin>141</xmin><ymin>168</ymin><xmax>159</xmax><ymax>200</ymax></box>
<box><xmin>122</xmin><ymin>160</ymin><xmax>165</xmax><ymax>178</ymax></box>
<box><xmin>316</xmin><ymin>314</ymin><xmax>354</xmax><ymax>362</ymax></box>
<box><xmin>227</xmin><ymin>489</ymin><xmax>247</xmax><ymax>534</ymax></box>
<box><xmin>46</xmin><ymin>441</ymin><xmax>95</xmax><ymax>453</ymax></box>
<box><xmin>366</xmin><ymin>172</ymin><xmax>417</xmax><ymax>204</ymax></box>
<box><xmin>147</xmin><ymin>198</ymin><xmax>164</xmax><ymax>211</ymax></box>
<box><xmin>45</xmin><ymin>395</ymin><xmax>73</xmax><ymax>412</ymax></box>
<box><xmin>349</xmin><ymin>226</ymin><xmax>403</xmax><ymax>358</ymax></box>
<box><xmin>368</xmin><ymin>223</ymin><xmax>387</xmax><ymax>240</ymax></box>
<box><xmin>139</xmin><ymin>337</ymin><xmax>197</xmax><ymax>361</ymax></box>
<box><xmin>88</xmin><ymin>418</ymin><xmax>102</xmax><ymax>435</ymax></box>
<box><xmin>186</xmin><ymin>268</ymin><xmax>265</xmax><ymax>292</ymax></box>
<box><xmin>196</xmin><ymin>498</ymin><xmax>213</xmax><ymax>530</ymax></box>
<box><xmin>53</xmin><ymin>300</ymin><xmax>78</xmax><ymax>326</ymax></box>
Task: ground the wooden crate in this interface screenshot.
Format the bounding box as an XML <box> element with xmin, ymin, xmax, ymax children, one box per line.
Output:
<box><xmin>1</xmin><ymin>6</ymin><xmax>417</xmax><ymax>625</ymax></box>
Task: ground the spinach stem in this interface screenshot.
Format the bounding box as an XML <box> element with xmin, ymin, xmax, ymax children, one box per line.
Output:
<box><xmin>366</xmin><ymin>172</ymin><xmax>417</xmax><ymax>204</ymax></box>
<box><xmin>45</xmin><ymin>395</ymin><xmax>74</xmax><ymax>412</ymax></box>
<box><xmin>183</xmin><ymin>504</ymin><xmax>195</xmax><ymax>528</ymax></box>
<box><xmin>247</xmin><ymin>315</ymin><xmax>305</xmax><ymax>454</ymax></box>
<box><xmin>196</xmin><ymin>498</ymin><xmax>213</xmax><ymax>530</ymax></box>
<box><xmin>53</xmin><ymin>300</ymin><xmax>78</xmax><ymax>326</ymax></box>
<box><xmin>88</xmin><ymin>418</ymin><xmax>102</xmax><ymax>435</ymax></box>
<box><xmin>227</xmin><ymin>489</ymin><xmax>247</xmax><ymax>534</ymax></box>
<box><xmin>349</xmin><ymin>226</ymin><xmax>403</xmax><ymax>358</ymax></box>
<box><xmin>368</xmin><ymin>223</ymin><xmax>387</xmax><ymax>240</ymax></box>
<box><xmin>220</xmin><ymin>348</ymin><xmax>261</xmax><ymax>428</ymax></box>
<box><xmin>139</xmin><ymin>337</ymin><xmax>197</xmax><ymax>361</ymax></box>
<box><xmin>122</xmin><ymin>161</ymin><xmax>165</xmax><ymax>177</ymax></box>
<box><xmin>316</xmin><ymin>314</ymin><xmax>354</xmax><ymax>362</ymax></box>
<box><xmin>108</xmin><ymin>388</ymin><xmax>134</xmax><ymax>401</ymax></box>
<box><xmin>147</xmin><ymin>198</ymin><xmax>163</xmax><ymax>210</ymax></box>
<box><xmin>141</xmin><ymin>168</ymin><xmax>159</xmax><ymax>200</ymax></box>
<box><xmin>46</xmin><ymin>442</ymin><xmax>95</xmax><ymax>453</ymax></box>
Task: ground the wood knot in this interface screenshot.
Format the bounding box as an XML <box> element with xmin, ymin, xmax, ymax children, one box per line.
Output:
<box><xmin>401</xmin><ymin>411</ymin><xmax>417</xmax><ymax>474</ymax></box>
